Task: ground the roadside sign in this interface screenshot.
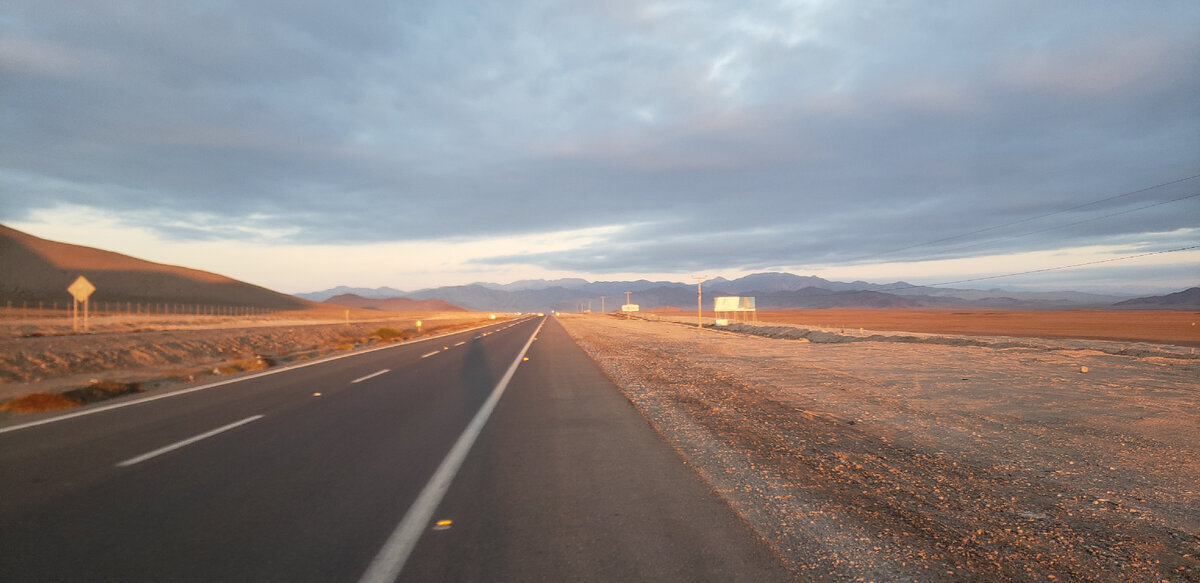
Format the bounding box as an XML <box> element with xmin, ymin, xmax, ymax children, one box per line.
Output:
<box><xmin>68</xmin><ymin>276</ymin><xmax>95</xmax><ymax>302</ymax></box>
<box><xmin>67</xmin><ymin>275</ymin><xmax>95</xmax><ymax>332</ymax></box>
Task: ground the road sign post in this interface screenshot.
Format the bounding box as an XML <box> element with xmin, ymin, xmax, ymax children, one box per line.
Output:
<box><xmin>68</xmin><ymin>275</ymin><xmax>96</xmax><ymax>332</ymax></box>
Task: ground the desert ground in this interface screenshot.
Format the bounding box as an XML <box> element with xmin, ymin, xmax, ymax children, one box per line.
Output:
<box><xmin>0</xmin><ymin>307</ymin><xmax>502</xmax><ymax>407</ymax></box>
<box><xmin>560</xmin><ymin>313</ymin><xmax>1198</xmax><ymax>582</ymax></box>
<box><xmin>3</xmin><ymin>306</ymin><xmax>1197</xmax><ymax>580</ymax></box>
<box><xmin>649</xmin><ymin>309</ymin><xmax>1200</xmax><ymax>347</ymax></box>
<box><xmin>756</xmin><ymin>309</ymin><xmax>1200</xmax><ymax>346</ymax></box>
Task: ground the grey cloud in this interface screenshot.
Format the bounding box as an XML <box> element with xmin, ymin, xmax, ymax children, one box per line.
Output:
<box><xmin>2</xmin><ymin>0</ymin><xmax>1198</xmax><ymax>278</ymax></box>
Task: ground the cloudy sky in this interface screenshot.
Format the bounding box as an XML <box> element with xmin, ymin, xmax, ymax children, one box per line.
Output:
<box><xmin>3</xmin><ymin>1</ymin><xmax>1198</xmax><ymax>294</ymax></box>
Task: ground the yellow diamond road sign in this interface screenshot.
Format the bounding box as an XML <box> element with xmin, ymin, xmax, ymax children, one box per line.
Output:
<box><xmin>68</xmin><ymin>275</ymin><xmax>95</xmax><ymax>302</ymax></box>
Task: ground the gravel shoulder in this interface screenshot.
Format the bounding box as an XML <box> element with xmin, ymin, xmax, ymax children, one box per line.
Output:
<box><xmin>559</xmin><ymin>314</ymin><xmax>1199</xmax><ymax>582</ymax></box>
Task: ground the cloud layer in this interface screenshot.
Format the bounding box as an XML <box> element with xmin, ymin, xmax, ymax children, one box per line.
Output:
<box><xmin>3</xmin><ymin>1</ymin><xmax>1198</xmax><ymax>286</ymax></box>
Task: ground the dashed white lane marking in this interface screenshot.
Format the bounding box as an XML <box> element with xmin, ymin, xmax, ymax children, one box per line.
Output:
<box><xmin>357</xmin><ymin>317</ymin><xmax>546</xmax><ymax>583</ymax></box>
<box><xmin>0</xmin><ymin>319</ymin><xmax>510</xmax><ymax>435</ymax></box>
<box><xmin>352</xmin><ymin>369</ymin><xmax>390</xmax><ymax>384</ymax></box>
<box><xmin>454</xmin><ymin>341</ymin><xmax>466</xmax><ymax>347</ymax></box>
<box><xmin>116</xmin><ymin>415</ymin><xmax>264</xmax><ymax>467</ymax></box>
<box><xmin>420</xmin><ymin>351</ymin><xmax>440</xmax><ymax>359</ymax></box>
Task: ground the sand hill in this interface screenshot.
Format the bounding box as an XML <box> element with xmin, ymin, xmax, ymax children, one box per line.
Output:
<box><xmin>0</xmin><ymin>224</ymin><xmax>309</xmax><ymax>310</ymax></box>
<box><xmin>323</xmin><ymin>293</ymin><xmax>467</xmax><ymax>312</ymax></box>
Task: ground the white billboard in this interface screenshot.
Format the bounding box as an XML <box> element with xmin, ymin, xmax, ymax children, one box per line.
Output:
<box><xmin>714</xmin><ymin>296</ymin><xmax>755</xmax><ymax>311</ymax></box>
<box><xmin>714</xmin><ymin>296</ymin><xmax>740</xmax><ymax>311</ymax></box>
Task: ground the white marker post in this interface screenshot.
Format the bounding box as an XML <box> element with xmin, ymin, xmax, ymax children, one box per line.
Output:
<box><xmin>67</xmin><ymin>276</ymin><xmax>96</xmax><ymax>332</ymax></box>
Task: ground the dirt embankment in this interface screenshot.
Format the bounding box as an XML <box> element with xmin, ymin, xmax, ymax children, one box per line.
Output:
<box><xmin>0</xmin><ymin>313</ymin><xmax>496</xmax><ymax>407</ymax></box>
<box><xmin>559</xmin><ymin>315</ymin><xmax>1199</xmax><ymax>582</ymax></box>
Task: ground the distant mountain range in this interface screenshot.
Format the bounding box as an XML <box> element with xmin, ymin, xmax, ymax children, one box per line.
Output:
<box><xmin>322</xmin><ymin>293</ymin><xmax>467</xmax><ymax>312</ymax></box>
<box><xmin>7</xmin><ymin>223</ymin><xmax>1187</xmax><ymax>314</ymax></box>
<box><xmin>298</xmin><ymin>272</ymin><xmax>1200</xmax><ymax>312</ymax></box>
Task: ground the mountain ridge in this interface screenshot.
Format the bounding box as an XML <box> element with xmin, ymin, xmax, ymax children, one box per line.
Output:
<box><xmin>322</xmin><ymin>293</ymin><xmax>468</xmax><ymax>312</ymax></box>
<box><xmin>1112</xmin><ymin>287</ymin><xmax>1200</xmax><ymax>309</ymax></box>
<box><xmin>298</xmin><ymin>272</ymin><xmax>1185</xmax><ymax>312</ymax></box>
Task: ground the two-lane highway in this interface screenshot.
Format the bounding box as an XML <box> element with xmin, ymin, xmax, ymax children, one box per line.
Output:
<box><xmin>0</xmin><ymin>316</ymin><xmax>792</xmax><ymax>582</ymax></box>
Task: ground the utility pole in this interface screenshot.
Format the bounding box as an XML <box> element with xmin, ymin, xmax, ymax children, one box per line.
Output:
<box><xmin>624</xmin><ymin>291</ymin><xmax>632</xmax><ymax>319</ymax></box>
<box><xmin>601</xmin><ymin>296</ymin><xmax>605</xmax><ymax>313</ymax></box>
<box><xmin>692</xmin><ymin>275</ymin><xmax>708</xmax><ymax>328</ymax></box>
<box><xmin>587</xmin><ymin>299</ymin><xmax>592</xmax><ymax>313</ymax></box>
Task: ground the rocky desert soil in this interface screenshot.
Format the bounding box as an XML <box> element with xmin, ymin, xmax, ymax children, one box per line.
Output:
<box><xmin>559</xmin><ymin>315</ymin><xmax>1199</xmax><ymax>582</ymax></box>
<box><xmin>0</xmin><ymin>312</ymin><xmax>493</xmax><ymax>403</ymax></box>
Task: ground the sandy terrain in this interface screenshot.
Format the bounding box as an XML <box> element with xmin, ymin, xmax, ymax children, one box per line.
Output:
<box><xmin>756</xmin><ymin>310</ymin><xmax>1200</xmax><ymax>347</ymax></box>
<box><xmin>649</xmin><ymin>309</ymin><xmax>1200</xmax><ymax>347</ymax></box>
<box><xmin>0</xmin><ymin>310</ymin><xmax>500</xmax><ymax>405</ymax></box>
<box><xmin>559</xmin><ymin>314</ymin><xmax>1199</xmax><ymax>582</ymax></box>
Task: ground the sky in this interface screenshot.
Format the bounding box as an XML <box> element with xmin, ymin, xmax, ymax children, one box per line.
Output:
<box><xmin>2</xmin><ymin>1</ymin><xmax>1198</xmax><ymax>295</ymax></box>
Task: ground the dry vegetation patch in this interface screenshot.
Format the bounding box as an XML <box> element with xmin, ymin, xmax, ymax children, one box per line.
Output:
<box><xmin>214</xmin><ymin>358</ymin><xmax>272</xmax><ymax>375</ymax></box>
<box><xmin>0</xmin><ymin>392</ymin><xmax>79</xmax><ymax>413</ymax></box>
<box><xmin>0</xmin><ymin>380</ymin><xmax>143</xmax><ymax>413</ymax></box>
<box><xmin>372</xmin><ymin>327</ymin><xmax>411</xmax><ymax>341</ymax></box>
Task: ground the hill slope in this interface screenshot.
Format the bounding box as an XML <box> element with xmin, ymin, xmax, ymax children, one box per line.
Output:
<box><xmin>1112</xmin><ymin>287</ymin><xmax>1200</xmax><ymax>309</ymax></box>
<box><xmin>0</xmin><ymin>224</ymin><xmax>309</xmax><ymax>309</ymax></box>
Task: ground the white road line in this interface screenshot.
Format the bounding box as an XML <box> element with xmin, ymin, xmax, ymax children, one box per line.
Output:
<box><xmin>352</xmin><ymin>369</ymin><xmax>390</xmax><ymax>384</ymax></box>
<box><xmin>115</xmin><ymin>415</ymin><xmax>264</xmax><ymax>467</ymax></box>
<box><xmin>454</xmin><ymin>341</ymin><xmax>465</xmax><ymax>347</ymax></box>
<box><xmin>358</xmin><ymin>317</ymin><xmax>546</xmax><ymax>583</ymax></box>
<box><xmin>0</xmin><ymin>320</ymin><xmax>513</xmax><ymax>435</ymax></box>
<box><xmin>420</xmin><ymin>351</ymin><xmax>440</xmax><ymax>359</ymax></box>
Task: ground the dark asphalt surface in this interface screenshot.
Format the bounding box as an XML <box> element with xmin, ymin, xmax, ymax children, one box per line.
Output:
<box><xmin>0</xmin><ymin>316</ymin><xmax>792</xmax><ymax>582</ymax></box>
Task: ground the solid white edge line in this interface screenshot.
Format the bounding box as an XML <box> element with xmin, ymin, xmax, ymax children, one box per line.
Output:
<box><xmin>420</xmin><ymin>351</ymin><xmax>440</xmax><ymax>359</ymax></box>
<box><xmin>352</xmin><ymin>369</ymin><xmax>391</xmax><ymax>384</ymax></box>
<box><xmin>115</xmin><ymin>414</ymin><xmax>264</xmax><ymax>467</ymax></box>
<box><xmin>357</xmin><ymin>317</ymin><xmax>547</xmax><ymax>583</ymax></box>
<box><xmin>0</xmin><ymin>316</ymin><xmax>535</xmax><ymax>435</ymax></box>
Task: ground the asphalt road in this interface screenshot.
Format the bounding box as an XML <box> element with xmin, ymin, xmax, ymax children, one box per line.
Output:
<box><xmin>0</xmin><ymin>316</ymin><xmax>792</xmax><ymax>582</ymax></box>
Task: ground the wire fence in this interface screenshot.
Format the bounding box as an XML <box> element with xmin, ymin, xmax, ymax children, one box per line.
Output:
<box><xmin>1</xmin><ymin>299</ymin><xmax>281</xmax><ymax>318</ymax></box>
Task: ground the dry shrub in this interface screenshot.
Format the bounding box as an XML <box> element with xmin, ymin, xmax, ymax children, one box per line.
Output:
<box><xmin>217</xmin><ymin>358</ymin><xmax>272</xmax><ymax>375</ymax></box>
<box><xmin>0</xmin><ymin>392</ymin><xmax>79</xmax><ymax>413</ymax></box>
<box><xmin>372</xmin><ymin>327</ymin><xmax>407</xmax><ymax>340</ymax></box>
<box><xmin>333</xmin><ymin>343</ymin><xmax>355</xmax><ymax>351</ymax></box>
<box><xmin>63</xmin><ymin>380</ymin><xmax>143</xmax><ymax>404</ymax></box>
